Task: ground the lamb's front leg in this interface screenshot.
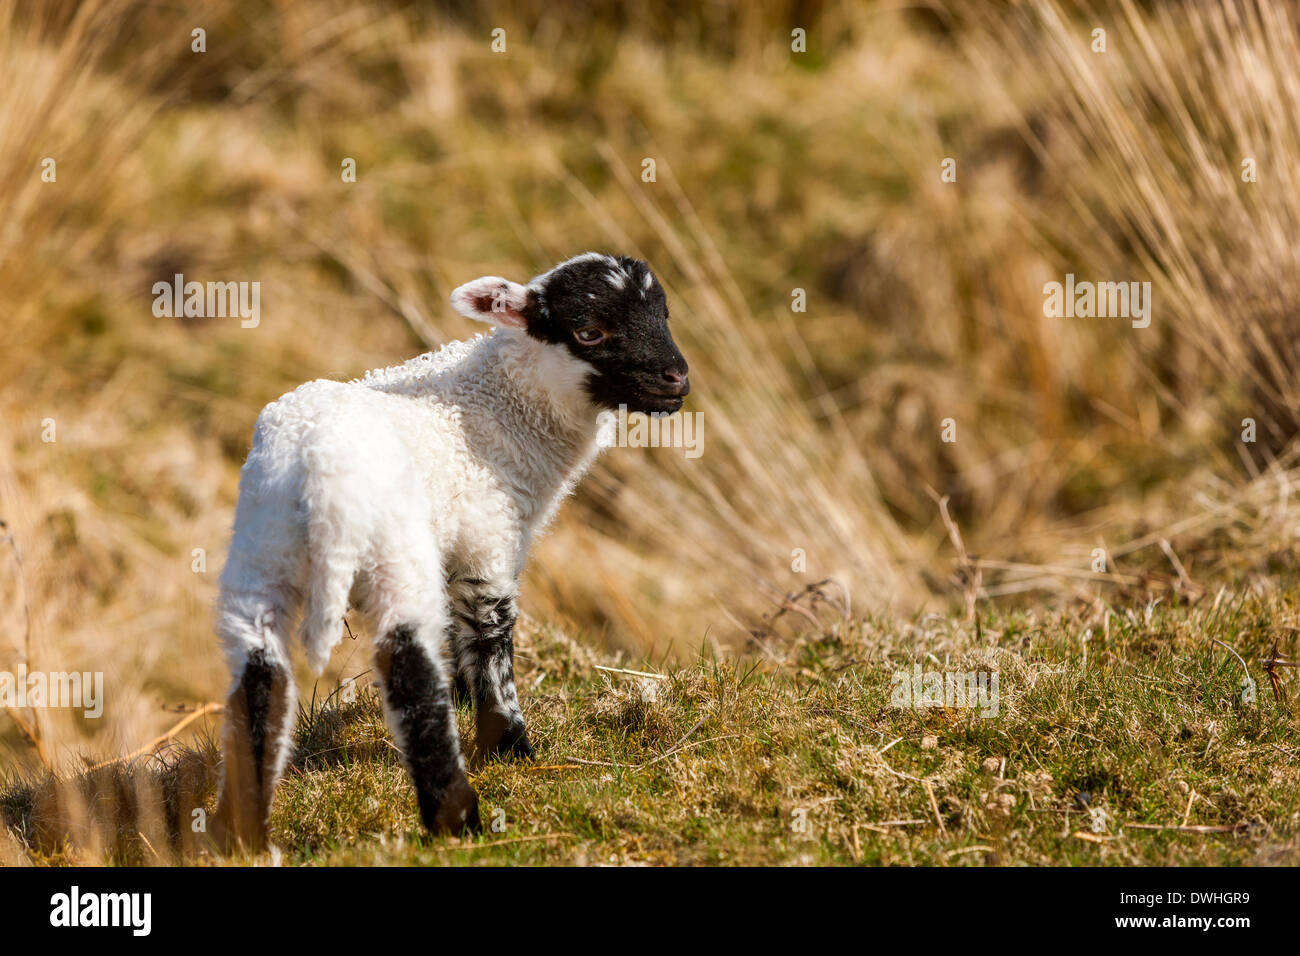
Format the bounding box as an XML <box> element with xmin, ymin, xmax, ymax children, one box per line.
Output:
<box><xmin>450</xmin><ymin>580</ymin><xmax>535</xmax><ymax>761</ymax></box>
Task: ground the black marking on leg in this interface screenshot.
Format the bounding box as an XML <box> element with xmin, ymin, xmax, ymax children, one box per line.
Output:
<box><xmin>214</xmin><ymin>646</ymin><xmax>290</xmax><ymax>853</ymax></box>
<box><xmin>242</xmin><ymin>647</ymin><xmax>276</xmax><ymax>790</ymax></box>
<box><xmin>381</xmin><ymin>624</ymin><xmax>480</xmax><ymax>834</ymax></box>
<box><xmin>444</xmin><ymin>614</ymin><xmax>474</xmax><ymax>707</ymax></box>
<box><xmin>456</xmin><ymin>593</ymin><xmax>535</xmax><ymax>761</ymax></box>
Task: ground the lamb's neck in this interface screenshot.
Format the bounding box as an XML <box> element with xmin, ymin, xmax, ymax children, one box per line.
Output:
<box><xmin>471</xmin><ymin>330</ymin><xmax>605</xmax><ymax>481</ymax></box>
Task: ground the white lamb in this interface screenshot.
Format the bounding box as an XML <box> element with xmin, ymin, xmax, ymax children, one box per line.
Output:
<box><xmin>212</xmin><ymin>253</ymin><xmax>690</xmax><ymax>849</ymax></box>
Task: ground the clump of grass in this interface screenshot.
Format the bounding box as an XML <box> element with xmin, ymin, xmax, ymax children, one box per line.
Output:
<box><xmin>294</xmin><ymin>679</ymin><xmax>392</xmax><ymax>772</ymax></box>
<box><xmin>3</xmin><ymin>740</ymin><xmax>220</xmax><ymax>865</ymax></box>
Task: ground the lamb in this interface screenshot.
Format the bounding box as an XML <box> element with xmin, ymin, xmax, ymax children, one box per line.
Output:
<box><xmin>211</xmin><ymin>253</ymin><xmax>690</xmax><ymax>850</ymax></box>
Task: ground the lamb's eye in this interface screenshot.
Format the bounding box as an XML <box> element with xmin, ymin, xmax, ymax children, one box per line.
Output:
<box><xmin>573</xmin><ymin>327</ymin><xmax>607</xmax><ymax>345</ymax></box>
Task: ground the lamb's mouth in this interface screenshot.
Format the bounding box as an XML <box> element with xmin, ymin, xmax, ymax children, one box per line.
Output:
<box><xmin>632</xmin><ymin>393</ymin><xmax>686</xmax><ymax>414</ymax></box>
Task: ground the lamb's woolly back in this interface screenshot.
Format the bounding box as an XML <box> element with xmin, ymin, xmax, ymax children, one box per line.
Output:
<box><xmin>354</xmin><ymin>334</ymin><xmax>484</xmax><ymax>392</ymax></box>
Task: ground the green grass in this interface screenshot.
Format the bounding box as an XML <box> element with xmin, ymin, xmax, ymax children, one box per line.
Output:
<box><xmin>7</xmin><ymin>591</ymin><xmax>1299</xmax><ymax>866</ymax></box>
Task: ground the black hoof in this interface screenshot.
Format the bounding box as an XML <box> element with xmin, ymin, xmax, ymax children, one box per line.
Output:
<box><xmin>477</xmin><ymin>711</ymin><xmax>536</xmax><ymax>762</ymax></box>
<box><xmin>499</xmin><ymin>725</ymin><xmax>536</xmax><ymax>762</ymax></box>
<box><xmin>421</xmin><ymin>773</ymin><xmax>481</xmax><ymax>836</ymax></box>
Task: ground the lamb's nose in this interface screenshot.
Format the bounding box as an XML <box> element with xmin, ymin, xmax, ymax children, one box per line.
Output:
<box><xmin>659</xmin><ymin>369</ymin><xmax>689</xmax><ymax>396</ymax></box>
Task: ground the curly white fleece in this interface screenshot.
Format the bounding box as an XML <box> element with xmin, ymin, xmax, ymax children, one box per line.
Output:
<box><xmin>215</xmin><ymin>326</ymin><xmax>605</xmax><ymax>676</ymax></box>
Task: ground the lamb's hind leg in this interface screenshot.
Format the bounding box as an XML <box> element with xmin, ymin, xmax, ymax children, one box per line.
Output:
<box><xmin>374</xmin><ymin>618</ymin><xmax>480</xmax><ymax>835</ymax></box>
<box><xmin>450</xmin><ymin>579</ymin><xmax>534</xmax><ymax>761</ymax></box>
<box><xmin>213</xmin><ymin>603</ymin><xmax>296</xmax><ymax>853</ymax></box>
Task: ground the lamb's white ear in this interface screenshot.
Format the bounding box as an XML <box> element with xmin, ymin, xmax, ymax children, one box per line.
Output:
<box><xmin>450</xmin><ymin>276</ymin><xmax>530</xmax><ymax>328</ymax></box>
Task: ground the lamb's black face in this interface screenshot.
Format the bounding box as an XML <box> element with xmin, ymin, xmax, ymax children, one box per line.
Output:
<box><xmin>523</xmin><ymin>254</ymin><xmax>690</xmax><ymax>414</ymax></box>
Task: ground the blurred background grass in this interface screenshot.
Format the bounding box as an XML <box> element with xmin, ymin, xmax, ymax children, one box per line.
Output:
<box><xmin>4</xmin><ymin>0</ymin><xmax>1300</xmax><ymax>772</ymax></box>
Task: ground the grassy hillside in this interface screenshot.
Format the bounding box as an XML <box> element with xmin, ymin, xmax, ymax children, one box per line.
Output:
<box><xmin>6</xmin><ymin>591</ymin><xmax>1298</xmax><ymax>866</ymax></box>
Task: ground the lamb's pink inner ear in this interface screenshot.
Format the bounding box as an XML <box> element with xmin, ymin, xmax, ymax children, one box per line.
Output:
<box><xmin>450</xmin><ymin>277</ymin><xmax>529</xmax><ymax>328</ymax></box>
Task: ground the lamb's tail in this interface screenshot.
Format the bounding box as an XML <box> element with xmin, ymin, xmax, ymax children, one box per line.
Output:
<box><xmin>298</xmin><ymin>476</ymin><xmax>361</xmax><ymax>675</ymax></box>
